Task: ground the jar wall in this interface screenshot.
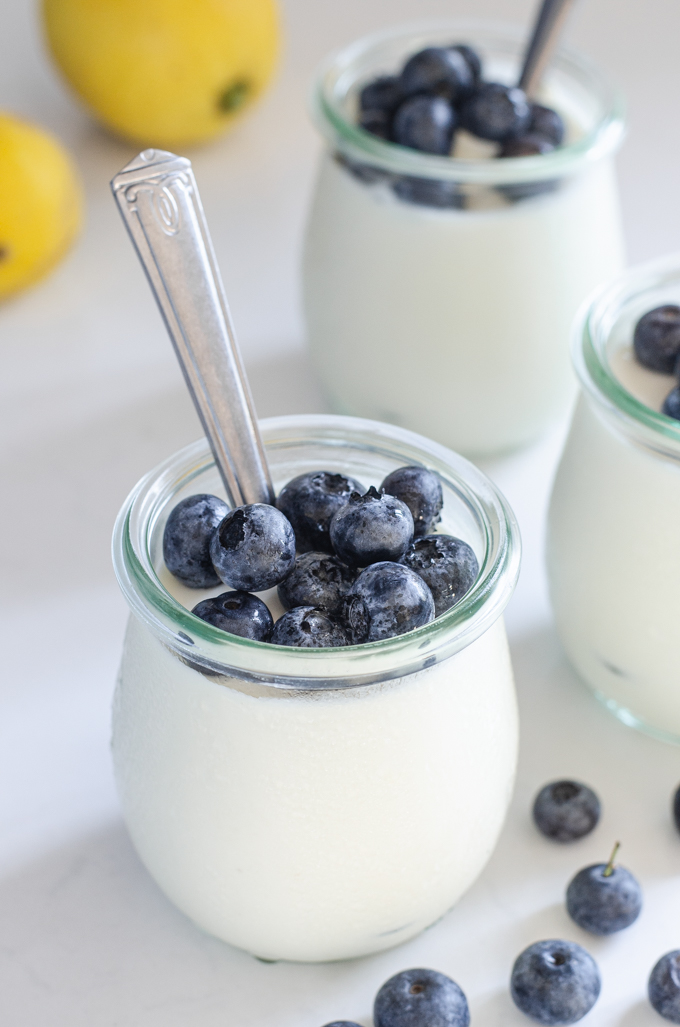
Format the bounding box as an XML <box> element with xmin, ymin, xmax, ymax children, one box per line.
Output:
<box><xmin>304</xmin><ymin>153</ymin><xmax>624</xmax><ymax>455</ymax></box>
<box><xmin>547</xmin><ymin>396</ymin><xmax>680</xmax><ymax>741</ymax></box>
<box><xmin>112</xmin><ymin>611</ymin><xmax>517</xmax><ymax>962</ymax></box>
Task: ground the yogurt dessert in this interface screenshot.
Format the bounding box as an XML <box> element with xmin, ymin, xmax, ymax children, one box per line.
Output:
<box><xmin>303</xmin><ymin>22</ymin><xmax>625</xmax><ymax>456</ymax></box>
<box><xmin>112</xmin><ymin>414</ymin><xmax>520</xmax><ymax>961</ymax></box>
<box><xmin>547</xmin><ymin>256</ymin><xmax>680</xmax><ymax>742</ymax></box>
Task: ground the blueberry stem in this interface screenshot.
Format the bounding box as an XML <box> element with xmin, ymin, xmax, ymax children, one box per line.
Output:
<box><xmin>603</xmin><ymin>841</ymin><xmax>621</xmax><ymax>877</ymax></box>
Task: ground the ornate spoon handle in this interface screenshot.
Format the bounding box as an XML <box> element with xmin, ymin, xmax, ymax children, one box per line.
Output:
<box><xmin>111</xmin><ymin>148</ymin><xmax>274</xmax><ymax>508</ymax></box>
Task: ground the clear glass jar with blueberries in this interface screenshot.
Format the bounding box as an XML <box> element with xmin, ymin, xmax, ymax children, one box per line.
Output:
<box><xmin>111</xmin><ymin>413</ymin><xmax>520</xmax><ymax>962</ymax></box>
<box><xmin>547</xmin><ymin>254</ymin><xmax>680</xmax><ymax>744</ymax></box>
<box><xmin>303</xmin><ymin>21</ymin><xmax>626</xmax><ymax>457</ymax></box>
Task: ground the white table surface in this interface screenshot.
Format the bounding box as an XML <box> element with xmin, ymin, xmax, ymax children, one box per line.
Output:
<box><xmin>2</xmin><ymin>1</ymin><xmax>680</xmax><ymax>1023</ymax></box>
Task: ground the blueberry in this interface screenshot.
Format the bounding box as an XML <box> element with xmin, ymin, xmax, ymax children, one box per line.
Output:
<box><xmin>380</xmin><ymin>466</ymin><xmax>443</xmax><ymax>537</ymax></box>
<box><xmin>373</xmin><ymin>967</ymin><xmax>470</xmax><ymax>1027</ymax></box>
<box><xmin>191</xmin><ymin>590</ymin><xmax>273</xmax><ymax>641</ymax></box>
<box><xmin>392</xmin><ymin>95</ymin><xmax>457</xmax><ymax>155</ymax></box>
<box><xmin>461</xmin><ymin>82</ymin><xmax>531</xmax><ymax>141</ymax></box>
<box><xmin>400</xmin><ymin>535</ymin><xmax>478</xmax><ymax>617</ymax></box>
<box><xmin>510</xmin><ymin>940</ymin><xmax>601</xmax><ymax>1025</ymax></box>
<box><xmin>499</xmin><ymin>134</ymin><xmax>555</xmax><ymax>158</ymax></box>
<box><xmin>163</xmin><ymin>493</ymin><xmax>229</xmax><ymax>588</ymax></box>
<box><xmin>663</xmin><ymin>386</ymin><xmax>680</xmax><ymax>420</ymax></box>
<box><xmin>532</xmin><ymin>780</ymin><xmax>601</xmax><ymax>843</ymax></box>
<box><xmin>391</xmin><ymin>176</ymin><xmax>464</xmax><ymax>209</ymax></box>
<box><xmin>330</xmin><ymin>486</ymin><xmax>414</xmax><ymax>566</ymax></box>
<box><xmin>210</xmin><ymin>504</ymin><xmax>296</xmax><ymax>592</ymax></box>
<box><xmin>649</xmin><ymin>951</ymin><xmax>680</xmax><ymax>1023</ymax></box>
<box><xmin>448</xmin><ymin>44</ymin><xmax>482</xmax><ymax>88</ymax></box>
<box><xmin>566</xmin><ymin>844</ymin><xmax>642</xmax><ymax>935</ymax></box>
<box><xmin>528</xmin><ymin>103</ymin><xmax>565</xmax><ymax>146</ymax></box>
<box><xmin>341</xmin><ymin>562</ymin><xmax>434</xmax><ymax>643</ymax></box>
<box><xmin>278</xmin><ymin>552</ymin><xmax>356</xmax><ymax>615</ymax></box>
<box><xmin>321</xmin><ymin>1023</ymin><xmax>363</xmax><ymax>1027</ymax></box>
<box><xmin>399</xmin><ymin>46</ymin><xmax>473</xmax><ymax>103</ymax></box>
<box><xmin>672</xmin><ymin>783</ymin><xmax>680</xmax><ymax>834</ymax></box>
<box><xmin>634</xmin><ymin>306</ymin><xmax>680</xmax><ymax>373</ymax></box>
<box><xmin>359</xmin><ymin>108</ymin><xmax>391</xmax><ymax>140</ymax></box>
<box><xmin>270</xmin><ymin>606</ymin><xmax>348</xmax><ymax>648</ymax></box>
<box><xmin>360</xmin><ymin>75</ymin><xmax>403</xmax><ymax>115</ymax></box>
<box><xmin>277</xmin><ymin>471</ymin><xmax>365</xmax><ymax>554</ymax></box>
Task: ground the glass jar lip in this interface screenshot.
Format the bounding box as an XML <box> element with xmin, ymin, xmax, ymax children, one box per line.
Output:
<box><xmin>575</xmin><ymin>252</ymin><xmax>680</xmax><ymax>452</ymax></box>
<box><xmin>112</xmin><ymin>414</ymin><xmax>521</xmax><ymax>690</ymax></box>
<box><xmin>311</xmin><ymin>18</ymin><xmax>625</xmax><ymax>185</ymax></box>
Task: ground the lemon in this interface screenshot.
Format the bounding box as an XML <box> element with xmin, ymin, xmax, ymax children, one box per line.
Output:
<box><xmin>0</xmin><ymin>113</ymin><xmax>82</xmax><ymax>301</ymax></box>
<box><xmin>42</xmin><ymin>0</ymin><xmax>280</xmax><ymax>148</ymax></box>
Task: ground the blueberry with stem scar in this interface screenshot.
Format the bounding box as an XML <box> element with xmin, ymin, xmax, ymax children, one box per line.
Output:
<box><xmin>278</xmin><ymin>552</ymin><xmax>356</xmax><ymax>615</ymax></box>
<box><xmin>532</xmin><ymin>780</ymin><xmax>601</xmax><ymax>842</ymax></box>
<box><xmin>270</xmin><ymin>606</ymin><xmax>348</xmax><ymax>648</ymax></box>
<box><xmin>210</xmin><ymin>503</ymin><xmax>296</xmax><ymax>592</ymax></box>
<box><xmin>373</xmin><ymin>967</ymin><xmax>470</xmax><ymax>1027</ymax></box>
<box><xmin>330</xmin><ymin>486</ymin><xmax>414</xmax><ymax>566</ymax></box>
<box><xmin>192</xmin><ymin>590</ymin><xmax>273</xmax><ymax>641</ymax></box>
<box><xmin>566</xmin><ymin>842</ymin><xmax>642</xmax><ymax>935</ymax></box>
<box><xmin>341</xmin><ymin>562</ymin><xmax>434</xmax><ymax>643</ymax></box>
<box><xmin>401</xmin><ymin>534</ymin><xmax>478</xmax><ymax>617</ymax></box>
<box><xmin>510</xmin><ymin>939</ymin><xmax>601</xmax><ymax>1025</ymax></box>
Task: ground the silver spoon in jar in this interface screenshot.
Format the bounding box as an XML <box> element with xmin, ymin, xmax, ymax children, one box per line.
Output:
<box><xmin>518</xmin><ymin>0</ymin><xmax>578</xmax><ymax>97</ymax></box>
<box><xmin>110</xmin><ymin>149</ymin><xmax>274</xmax><ymax>508</ymax></box>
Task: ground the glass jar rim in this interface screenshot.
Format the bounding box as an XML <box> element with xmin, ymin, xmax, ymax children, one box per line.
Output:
<box><xmin>311</xmin><ymin>18</ymin><xmax>625</xmax><ymax>185</ymax></box>
<box><xmin>575</xmin><ymin>252</ymin><xmax>680</xmax><ymax>455</ymax></box>
<box><xmin>112</xmin><ymin>414</ymin><xmax>521</xmax><ymax>690</ymax></box>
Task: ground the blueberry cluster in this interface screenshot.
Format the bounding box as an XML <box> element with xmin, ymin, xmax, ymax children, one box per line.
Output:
<box><xmin>632</xmin><ymin>304</ymin><xmax>680</xmax><ymax>419</ymax></box>
<box><xmin>162</xmin><ymin>465</ymin><xmax>479</xmax><ymax>648</ymax></box>
<box><xmin>351</xmin><ymin>42</ymin><xmax>565</xmax><ymax>207</ymax></box>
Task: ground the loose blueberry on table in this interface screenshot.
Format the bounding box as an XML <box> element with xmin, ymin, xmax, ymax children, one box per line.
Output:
<box><xmin>192</xmin><ymin>590</ymin><xmax>273</xmax><ymax>641</ymax></box>
<box><xmin>565</xmin><ymin>841</ymin><xmax>642</xmax><ymax>935</ymax></box>
<box><xmin>162</xmin><ymin>493</ymin><xmax>229</xmax><ymax>588</ymax></box>
<box><xmin>510</xmin><ymin>940</ymin><xmax>601</xmax><ymax>1025</ymax></box>
<box><xmin>532</xmin><ymin>780</ymin><xmax>601</xmax><ymax>842</ymax></box>
<box><xmin>649</xmin><ymin>951</ymin><xmax>680</xmax><ymax>1023</ymax></box>
<box><xmin>373</xmin><ymin>968</ymin><xmax>470</xmax><ymax>1027</ymax></box>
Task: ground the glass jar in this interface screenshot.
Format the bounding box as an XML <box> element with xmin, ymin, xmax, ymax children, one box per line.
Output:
<box><xmin>547</xmin><ymin>255</ymin><xmax>680</xmax><ymax>744</ymax></box>
<box><xmin>112</xmin><ymin>414</ymin><xmax>520</xmax><ymax>962</ymax></box>
<box><xmin>302</xmin><ymin>21</ymin><xmax>625</xmax><ymax>457</ymax></box>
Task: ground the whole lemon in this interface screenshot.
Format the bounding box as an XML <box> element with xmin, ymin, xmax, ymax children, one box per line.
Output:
<box><xmin>0</xmin><ymin>113</ymin><xmax>82</xmax><ymax>301</ymax></box>
<box><xmin>42</xmin><ymin>0</ymin><xmax>280</xmax><ymax>148</ymax></box>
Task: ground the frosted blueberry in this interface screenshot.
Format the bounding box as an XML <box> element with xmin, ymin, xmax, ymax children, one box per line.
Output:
<box><xmin>270</xmin><ymin>606</ymin><xmax>348</xmax><ymax>648</ymax></box>
<box><xmin>277</xmin><ymin>471</ymin><xmax>365</xmax><ymax>554</ymax></box>
<box><xmin>510</xmin><ymin>940</ymin><xmax>601</xmax><ymax>1025</ymax></box>
<box><xmin>278</xmin><ymin>552</ymin><xmax>356</xmax><ymax>615</ymax></box>
<box><xmin>341</xmin><ymin>562</ymin><xmax>434</xmax><ymax>643</ymax></box>
<box><xmin>392</xmin><ymin>95</ymin><xmax>457</xmax><ymax>155</ymax></box>
<box><xmin>532</xmin><ymin>780</ymin><xmax>601</xmax><ymax>842</ymax></box>
<box><xmin>401</xmin><ymin>535</ymin><xmax>478</xmax><ymax>617</ymax></box>
<box><xmin>649</xmin><ymin>951</ymin><xmax>680</xmax><ymax>1023</ymax></box>
<box><xmin>633</xmin><ymin>305</ymin><xmax>680</xmax><ymax>373</ymax></box>
<box><xmin>330</xmin><ymin>486</ymin><xmax>414</xmax><ymax>566</ymax></box>
<box><xmin>566</xmin><ymin>844</ymin><xmax>642</xmax><ymax>935</ymax></box>
<box><xmin>163</xmin><ymin>493</ymin><xmax>228</xmax><ymax>588</ymax></box>
<box><xmin>380</xmin><ymin>466</ymin><xmax>443</xmax><ymax>537</ymax></box>
<box><xmin>663</xmin><ymin>387</ymin><xmax>680</xmax><ymax>420</ymax></box>
<box><xmin>399</xmin><ymin>46</ymin><xmax>473</xmax><ymax>103</ymax></box>
<box><xmin>210</xmin><ymin>504</ymin><xmax>296</xmax><ymax>592</ymax></box>
<box><xmin>374</xmin><ymin>967</ymin><xmax>469</xmax><ymax>1027</ymax></box>
<box><xmin>191</xmin><ymin>591</ymin><xmax>273</xmax><ymax>642</ymax></box>
<box><xmin>461</xmin><ymin>82</ymin><xmax>531</xmax><ymax>141</ymax></box>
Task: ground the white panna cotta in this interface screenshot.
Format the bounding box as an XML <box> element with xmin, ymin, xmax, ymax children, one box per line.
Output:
<box><xmin>303</xmin><ymin>23</ymin><xmax>625</xmax><ymax>457</ymax></box>
<box><xmin>547</xmin><ymin>259</ymin><xmax>680</xmax><ymax>741</ymax></box>
<box><xmin>111</xmin><ymin>415</ymin><xmax>520</xmax><ymax>961</ymax></box>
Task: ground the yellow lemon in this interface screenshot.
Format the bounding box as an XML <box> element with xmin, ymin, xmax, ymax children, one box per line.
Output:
<box><xmin>42</xmin><ymin>0</ymin><xmax>280</xmax><ymax>148</ymax></box>
<box><xmin>0</xmin><ymin>113</ymin><xmax>82</xmax><ymax>301</ymax></box>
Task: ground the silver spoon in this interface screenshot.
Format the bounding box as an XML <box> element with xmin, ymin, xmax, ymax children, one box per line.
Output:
<box><xmin>110</xmin><ymin>148</ymin><xmax>274</xmax><ymax>508</ymax></box>
<box><xmin>518</xmin><ymin>0</ymin><xmax>578</xmax><ymax>98</ymax></box>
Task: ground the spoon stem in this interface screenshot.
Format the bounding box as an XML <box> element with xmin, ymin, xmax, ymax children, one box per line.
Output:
<box><xmin>518</xmin><ymin>0</ymin><xmax>578</xmax><ymax>98</ymax></box>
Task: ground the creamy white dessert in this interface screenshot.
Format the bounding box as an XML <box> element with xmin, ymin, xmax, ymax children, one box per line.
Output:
<box><xmin>303</xmin><ymin>26</ymin><xmax>625</xmax><ymax>457</ymax></box>
<box><xmin>113</xmin><ymin>613</ymin><xmax>516</xmax><ymax>962</ymax></box>
<box><xmin>111</xmin><ymin>416</ymin><xmax>520</xmax><ymax>961</ymax></box>
<box><xmin>547</xmin><ymin>273</ymin><xmax>680</xmax><ymax>741</ymax></box>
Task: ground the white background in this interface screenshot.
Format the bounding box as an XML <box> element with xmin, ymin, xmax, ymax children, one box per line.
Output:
<box><xmin>2</xmin><ymin>0</ymin><xmax>680</xmax><ymax>1023</ymax></box>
